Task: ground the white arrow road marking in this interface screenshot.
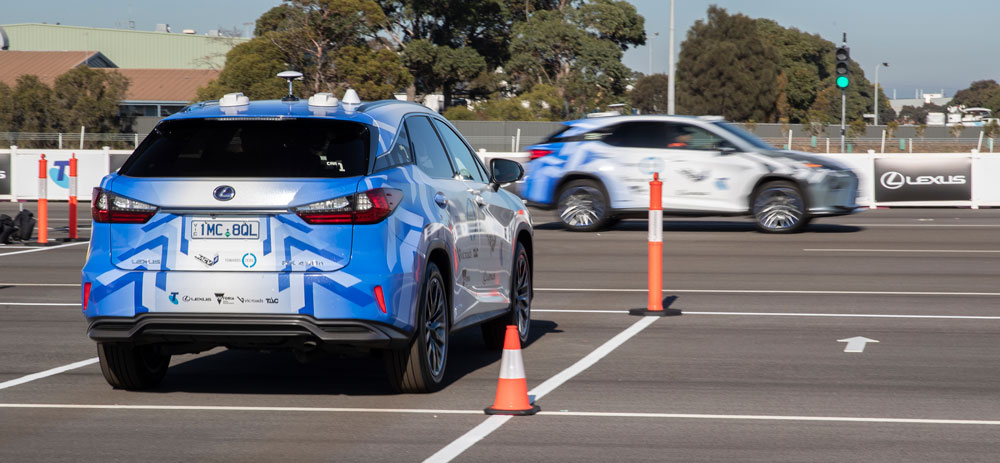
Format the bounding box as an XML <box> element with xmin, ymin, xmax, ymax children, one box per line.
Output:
<box><xmin>838</xmin><ymin>336</ymin><xmax>878</xmax><ymax>353</ymax></box>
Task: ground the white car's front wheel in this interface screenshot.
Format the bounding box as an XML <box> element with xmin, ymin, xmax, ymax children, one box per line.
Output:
<box><xmin>557</xmin><ymin>180</ymin><xmax>613</xmax><ymax>232</ymax></box>
<box><xmin>752</xmin><ymin>181</ymin><xmax>809</xmax><ymax>233</ymax></box>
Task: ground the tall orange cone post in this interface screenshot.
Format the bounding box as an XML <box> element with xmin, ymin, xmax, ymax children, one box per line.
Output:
<box><xmin>67</xmin><ymin>153</ymin><xmax>78</xmax><ymax>241</ymax></box>
<box><xmin>37</xmin><ymin>154</ymin><xmax>49</xmax><ymax>245</ymax></box>
<box><xmin>484</xmin><ymin>325</ymin><xmax>540</xmax><ymax>415</ymax></box>
<box><xmin>630</xmin><ymin>172</ymin><xmax>680</xmax><ymax>316</ymax></box>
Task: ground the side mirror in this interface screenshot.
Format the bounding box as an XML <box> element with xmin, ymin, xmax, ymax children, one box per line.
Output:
<box><xmin>489</xmin><ymin>158</ymin><xmax>524</xmax><ymax>190</ymax></box>
<box><xmin>718</xmin><ymin>145</ymin><xmax>737</xmax><ymax>155</ymax></box>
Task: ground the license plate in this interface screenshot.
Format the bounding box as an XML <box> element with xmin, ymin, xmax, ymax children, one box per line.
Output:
<box><xmin>191</xmin><ymin>220</ymin><xmax>260</xmax><ymax>239</ymax></box>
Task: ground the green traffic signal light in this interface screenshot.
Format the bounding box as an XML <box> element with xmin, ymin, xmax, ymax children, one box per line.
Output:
<box><xmin>836</xmin><ymin>76</ymin><xmax>849</xmax><ymax>88</ymax></box>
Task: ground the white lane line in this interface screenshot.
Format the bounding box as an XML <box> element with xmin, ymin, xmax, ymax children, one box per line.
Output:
<box><xmin>424</xmin><ymin>316</ymin><xmax>659</xmax><ymax>463</ymax></box>
<box><xmin>537</xmin><ymin>288</ymin><xmax>1000</xmax><ymax>297</ymax></box>
<box><xmin>4</xmin><ymin>403</ymin><xmax>996</xmax><ymax>427</ymax></box>
<box><xmin>0</xmin><ymin>241</ymin><xmax>87</xmax><ymax>257</ymax></box>
<box><xmin>0</xmin><ymin>302</ymin><xmax>80</xmax><ymax>306</ymax></box>
<box><xmin>538</xmin><ymin>411</ymin><xmax>1000</xmax><ymax>426</ymax></box>
<box><xmin>0</xmin><ymin>358</ymin><xmax>98</xmax><ymax>391</ymax></box>
<box><xmin>534</xmin><ymin>309</ymin><xmax>1000</xmax><ymax>320</ymax></box>
<box><xmin>805</xmin><ymin>248</ymin><xmax>1000</xmax><ymax>254</ymax></box>
<box><xmin>0</xmin><ymin>283</ymin><xmax>79</xmax><ymax>287</ymax></box>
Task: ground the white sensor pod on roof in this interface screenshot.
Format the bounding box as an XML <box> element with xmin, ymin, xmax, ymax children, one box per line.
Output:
<box><xmin>308</xmin><ymin>93</ymin><xmax>339</xmax><ymax>107</ymax></box>
<box><xmin>342</xmin><ymin>89</ymin><xmax>361</xmax><ymax>106</ymax></box>
<box><xmin>219</xmin><ymin>92</ymin><xmax>249</xmax><ymax>107</ymax></box>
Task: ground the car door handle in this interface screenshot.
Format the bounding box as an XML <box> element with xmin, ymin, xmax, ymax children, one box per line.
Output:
<box><xmin>434</xmin><ymin>193</ymin><xmax>448</xmax><ymax>208</ymax></box>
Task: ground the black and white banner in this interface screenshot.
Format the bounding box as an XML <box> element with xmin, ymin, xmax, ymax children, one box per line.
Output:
<box><xmin>874</xmin><ymin>158</ymin><xmax>971</xmax><ymax>202</ymax></box>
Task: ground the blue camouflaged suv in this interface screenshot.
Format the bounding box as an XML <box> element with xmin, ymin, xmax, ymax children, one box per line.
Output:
<box><xmin>82</xmin><ymin>90</ymin><xmax>533</xmax><ymax>393</ymax></box>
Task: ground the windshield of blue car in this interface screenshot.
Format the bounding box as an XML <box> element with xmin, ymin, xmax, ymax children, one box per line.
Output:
<box><xmin>120</xmin><ymin>119</ymin><xmax>371</xmax><ymax>178</ymax></box>
<box><xmin>712</xmin><ymin>121</ymin><xmax>775</xmax><ymax>150</ymax></box>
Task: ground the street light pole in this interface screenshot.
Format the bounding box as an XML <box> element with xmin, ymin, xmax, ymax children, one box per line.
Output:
<box><xmin>874</xmin><ymin>62</ymin><xmax>889</xmax><ymax>126</ymax></box>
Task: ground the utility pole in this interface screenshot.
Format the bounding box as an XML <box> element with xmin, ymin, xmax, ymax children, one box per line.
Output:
<box><xmin>667</xmin><ymin>0</ymin><xmax>676</xmax><ymax>115</ymax></box>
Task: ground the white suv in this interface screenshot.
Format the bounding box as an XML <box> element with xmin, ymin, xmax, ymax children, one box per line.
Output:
<box><xmin>521</xmin><ymin>116</ymin><xmax>859</xmax><ymax>233</ymax></box>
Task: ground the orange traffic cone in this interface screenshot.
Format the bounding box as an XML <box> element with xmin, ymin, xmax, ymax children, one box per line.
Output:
<box><xmin>484</xmin><ymin>325</ymin><xmax>540</xmax><ymax>415</ymax></box>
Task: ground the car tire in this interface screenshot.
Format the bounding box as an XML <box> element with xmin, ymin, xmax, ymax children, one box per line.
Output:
<box><xmin>557</xmin><ymin>180</ymin><xmax>613</xmax><ymax>232</ymax></box>
<box><xmin>752</xmin><ymin>180</ymin><xmax>809</xmax><ymax>233</ymax></box>
<box><xmin>385</xmin><ymin>261</ymin><xmax>449</xmax><ymax>393</ymax></box>
<box><xmin>96</xmin><ymin>342</ymin><xmax>170</xmax><ymax>390</ymax></box>
<box><xmin>482</xmin><ymin>241</ymin><xmax>532</xmax><ymax>350</ymax></box>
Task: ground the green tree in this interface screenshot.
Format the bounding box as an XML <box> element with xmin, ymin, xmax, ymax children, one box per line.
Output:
<box><xmin>885</xmin><ymin>120</ymin><xmax>899</xmax><ymax>138</ymax></box>
<box><xmin>334</xmin><ymin>45</ymin><xmax>413</xmax><ymax>99</ymax></box>
<box><xmin>197</xmin><ymin>37</ymin><xmax>293</xmax><ymax>100</ymax></box>
<box><xmin>629</xmin><ymin>73</ymin><xmax>670</xmax><ymax>114</ymax></box>
<box><xmin>915</xmin><ymin>123</ymin><xmax>926</xmax><ymax>139</ymax></box>
<box><xmin>675</xmin><ymin>6</ymin><xmax>780</xmax><ymax>122</ymax></box>
<box><xmin>0</xmin><ymin>83</ymin><xmax>14</xmax><ymax>132</ymax></box>
<box><xmin>10</xmin><ymin>75</ymin><xmax>60</xmax><ymax>134</ymax></box>
<box><xmin>984</xmin><ymin>119</ymin><xmax>1000</xmax><ymax>139</ymax></box>
<box><xmin>442</xmin><ymin>106</ymin><xmax>478</xmax><ymax>120</ymax></box>
<box><xmin>402</xmin><ymin>39</ymin><xmax>485</xmax><ymax>107</ymax></box>
<box><xmin>507</xmin><ymin>2</ymin><xmax>644</xmax><ymax>116</ymax></box>
<box><xmin>847</xmin><ymin>118</ymin><xmax>866</xmax><ymax>138</ymax></box>
<box><xmin>898</xmin><ymin>103</ymin><xmax>943</xmax><ymax>125</ymax></box>
<box><xmin>950</xmin><ymin>80</ymin><xmax>1000</xmax><ymax>114</ymax></box>
<box><xmin>53</xmin><ymin>67</ymin><xmax>130</xmax><ymax>133</ymax></box>
<box><xmin>379</xmin><ymin>0</ymin><xmax>512</xmax><ymax>106</ymax></box>
<box><xmin>267</xmin><ymin>0</ymin><xmax>386</xmax><ymax>94</ymax></box>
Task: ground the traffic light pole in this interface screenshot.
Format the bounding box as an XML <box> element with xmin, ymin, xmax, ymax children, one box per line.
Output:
<box><xmin>839</xmin><ymin>33</ymin><xmax>847</xmax><ymax>153</ymax></box>
<box><xmin>840</xmin><ymin>90</ymin><xmax>846</xmax><ymax>152</ymax></box>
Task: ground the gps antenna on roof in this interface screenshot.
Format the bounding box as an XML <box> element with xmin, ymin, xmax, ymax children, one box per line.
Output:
<box><xmin>277</xmin><ymin>71</ymin><xmax>303</xmax><ymax>101</ymax></box>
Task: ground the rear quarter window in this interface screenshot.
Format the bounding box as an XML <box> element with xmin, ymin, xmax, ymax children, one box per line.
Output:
<box><xmin>120</xmin><ymin>119</ymin><xmax>372</xmax><ymax>178</ymax></box>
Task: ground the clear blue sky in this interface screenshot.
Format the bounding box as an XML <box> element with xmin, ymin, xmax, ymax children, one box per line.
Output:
<box><xmin>4</xmin><ymin>0</ymin><xmax>997</xmax><ymax>99</ymax></box>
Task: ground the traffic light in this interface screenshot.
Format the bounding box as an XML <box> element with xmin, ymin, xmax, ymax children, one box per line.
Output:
<box><xmin>835</xmin><ymin>46</ymin><xmax>850</xmax><ymax>89</ymax></box>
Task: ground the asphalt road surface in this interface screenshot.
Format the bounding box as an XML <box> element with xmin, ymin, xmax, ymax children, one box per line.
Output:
<box><xmin>2</xmin><ymin>203</ymin><xmax>1000</xmax><ymax>462</ymax></box>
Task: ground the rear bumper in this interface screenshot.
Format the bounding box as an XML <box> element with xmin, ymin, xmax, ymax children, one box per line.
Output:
<box><xmin>87</xmin><ymin>313</ymin><xmax>412</xmax><ymax>350</ymax></box>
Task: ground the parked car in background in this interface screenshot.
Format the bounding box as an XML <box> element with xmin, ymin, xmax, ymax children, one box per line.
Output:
<box><xmin>520</xmin><ymin>115</ymin><xmax>860</xmax><ymax>233</ymax></box>
<box><xmin>82</xmin><ymin>89</ymin><xmax>533</xmax><ymax>393</ymax></box>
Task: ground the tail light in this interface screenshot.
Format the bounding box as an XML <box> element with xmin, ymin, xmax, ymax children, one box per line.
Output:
<box><xmin>293</xmin><ymin>188</ymin><xmax>403</xmax><ymax>224</ymax></box>
<box><xmin>92</xmin><ymin>188</ymin><xmax>158</xmax><ymax>223</ymax></box>
<box><xmin>529</xmin><ymin>149</ymin><xmax>554</xmax><ymax>160</ymax></box>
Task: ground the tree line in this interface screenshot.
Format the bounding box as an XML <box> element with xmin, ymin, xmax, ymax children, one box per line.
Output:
<box><xmin>0</xmin><ymin>67</ymin><xmax>130</xmax><ymax>140</ymax></box>
<box><xmin>198</xmin><ymin>0</ymin><xmax>646</xmax><ymax>121</ymax></box>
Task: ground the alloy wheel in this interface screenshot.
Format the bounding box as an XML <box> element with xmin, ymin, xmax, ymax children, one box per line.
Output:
<box><xmin>753</xmin><ymin>185</ymin><xmax>804</xmax><ymax>232</ymax></box>
<box><xmin>559</xmin><ymin>186</ymin><xmax>606</xmax><ymax>228</ymax></box>
<box><xmin>423</xmin><ymin>276</ymin><xmax>447</xmax><ymax>379</ymax></box>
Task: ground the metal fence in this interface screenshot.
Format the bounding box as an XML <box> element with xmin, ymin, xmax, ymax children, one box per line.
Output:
<box><xmin>0</xmin><ymin>132</ymin><xmax>145</xmax><ymax>150</ymax></box>
<box><xmin>760</xmin><ymin>137</ymin><xmax>997</xmax><ymax>154</ymax></box>
<box><xmin>2</xmin><ymin>126</ymin><xmax>995</xmax><ymax>154</ymax></box>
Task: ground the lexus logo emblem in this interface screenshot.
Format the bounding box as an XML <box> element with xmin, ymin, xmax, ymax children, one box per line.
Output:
<box><xmin>879</xmin><ymin>171</ymin><xmax>967</xmax><ymax>190</ymax></box>
<box><xmin>213</xmin><ymin>185</ymin><xmax>236</xmax><ymax>201</ymax></box>
<box><xmin>880</xmin><ymin>171</ymin><xmax>905</xmax><ymax>190</ymax></box>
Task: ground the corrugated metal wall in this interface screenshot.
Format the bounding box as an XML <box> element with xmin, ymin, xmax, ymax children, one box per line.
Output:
<box><xmin>0</xmin><ymin>24</ymin><xmax>245</xmax><ymax>69</ymax></box>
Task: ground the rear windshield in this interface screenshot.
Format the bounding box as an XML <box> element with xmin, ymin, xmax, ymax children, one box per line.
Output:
<box><xmin>120</xmin><ymin>119</ymin><xmax>371</xmax><ymax>178</ymax></box>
